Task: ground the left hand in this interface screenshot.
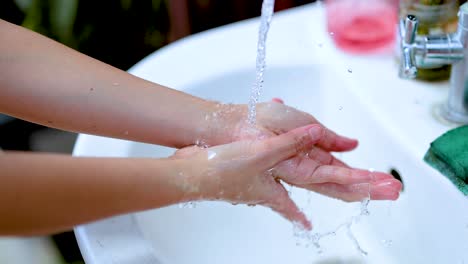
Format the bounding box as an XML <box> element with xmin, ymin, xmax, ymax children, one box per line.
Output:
<box><xmin>172</xmin><ymin>124</ymin><xmax>401</xmax><ymax>230</ymax></box>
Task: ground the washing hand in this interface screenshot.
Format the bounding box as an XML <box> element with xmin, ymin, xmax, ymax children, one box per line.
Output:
<box><xmin>172</xmin><ymin>124</ymin><xmax>402</xmax><ymax>230</ymax></box>
<box><xmin>203</xmin><ymin>99</ymin><xmax>401</xmax><ymax>199</ymax></box>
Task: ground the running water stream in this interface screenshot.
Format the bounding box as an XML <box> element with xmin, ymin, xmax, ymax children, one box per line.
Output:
<box><xmin>247</xmin><ymin>0</ymin><xmax>372</xmax><ymax>256</ymax></box>
<box><xmin>247</xmin><ymin>0</ymin><xmax>275</xmax><ymax>125</ymax></box>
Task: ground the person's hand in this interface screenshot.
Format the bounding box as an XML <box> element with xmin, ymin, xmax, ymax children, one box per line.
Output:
<box><xmin>172</xmin><ymin>124</ymin><xmax>402</xmax><ymax>230</ymax></box>
<box><xmin>205</xmin><ymin>99</ymin><xmax>358</xmax><ymax>153</ymax></box>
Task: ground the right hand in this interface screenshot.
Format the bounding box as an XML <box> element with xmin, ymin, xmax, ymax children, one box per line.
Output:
<box><xmin>172</xmin><ymin>124</ymin><xmax>402</xmax><ymax>230</ymax></box>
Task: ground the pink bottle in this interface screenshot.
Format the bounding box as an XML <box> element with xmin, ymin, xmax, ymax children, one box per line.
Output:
<box><xmin>326</xmin><ymin>0</ymin><xmax>398</xmax><ymax>54</ymax></box>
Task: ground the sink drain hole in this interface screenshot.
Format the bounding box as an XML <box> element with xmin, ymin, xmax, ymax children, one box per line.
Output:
<box><xmin>389</xmin><ymin>168</ymin><xmax>404</xmax><ymax>191</ymax></box>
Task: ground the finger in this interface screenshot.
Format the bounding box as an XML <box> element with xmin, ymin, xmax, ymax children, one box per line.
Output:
<box><xmin>331</xmin><ymin>158</ymin><xmax>349</xmax><ymax>168</ymax></box>
<box><xmin>271</xmin><ymin>97</ymin><xmax>284</xmax><ymax>104</ymax></box>
<box><xmin>277</xmin><ymin>159</ymin><xmax>382</xmax><ymax>185</ymax></box>
<box><xmin>259</xmin><ymin>104</ymin><xmax>358</xmax><ymax>152</ymax></box>
<box><xmin>307</xmin><ymin>146</ymin><xmax>350</xmax><ymax>167</ymax></box>
<box><xmin>307</xmin><ymin>166</ymin><xmax>395</xmax><ymax>185</ymax></box>
<box><xmin>265</xmin><ymin>183</ymin><xmax>312</xmax><ymax>230</ymax></box>
<box><xmin>172</xmin><ymin>145</ymin><xmax>202</xmax><ymax>158</ymax></box>
<box><xmin>257</xmin><ymin>124</ymin><xmax>323</xmax><ymax>166</ymax></box>
<box><xmin>316</xmin><ymin>127</ymin><xmax>358</xmax><ymax>152</ymax></box>
<box><xmin>306</xmin><ymin>179</ymin><xmax>402</xmax><ymax>202</ymax></box>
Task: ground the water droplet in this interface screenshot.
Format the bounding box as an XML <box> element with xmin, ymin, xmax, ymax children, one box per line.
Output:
<box><xmin>195</xmin><ymin>139</ymin><xmax>209</xmax><ymax>148</ymax></box>
<box><xmin>179</xmin><ymin>202</ymin><xmax>196</xmax><ymax>209</ymax></box>
<box><xmin>207</xmin><ymin>150</ymin><xmax>217</xmax><ymax>160</ymax></box>
<box><xmin>347</xmin><ymin>68</ymin><xmax>353</xmax><ymax>73</ymax></box>
<box><xmin>330</xmin><ymin>32</ymin><xmax>335</xmax><ymax>36</ymax></box>
<box><xmin>381</xmin><ymin>239</ymin><xmax>393</xmax><ymax>247</ymax></box>
<box><xmin>247</xmin><ymin>204</ymin><xmax>256</xmax><ymax>207</ymax></box>
<box><xmin>338</xmin><ymin>106</ymin><xmax>343</xmax><ymax>111</ymax></box>
<box><xmin>317</xmin><ymin>43</ymin><xmax>323</xmax><ymax>48</ymax></box>
<box><xmin>306</xmin><ymin>191</ymin><xmax>312</xmax><ymax>205</ymax></box>
<box><xmin>124</xmin><ymin>131</ymin><xmax>129</xmax><ymax>135</ymax></box>
<box><xmin>113</xmin><ymin>82</ymin><xmax>119</xmax><ymax>86</ymax></box>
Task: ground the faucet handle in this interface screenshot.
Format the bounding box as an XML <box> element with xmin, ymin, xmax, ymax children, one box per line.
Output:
<box><xmin>399</xmin><ymin>15</ymin><xmax>419</xmax><ymax>79</ymax></box>
<box><xmin>402</xmin><ymin>15</ymin><xmax>418</xmax><ymax>45</ymax></box>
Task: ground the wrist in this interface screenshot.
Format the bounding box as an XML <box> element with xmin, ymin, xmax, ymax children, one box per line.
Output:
<box><xmin>167</xmin><ymin>155</ymin><xmax>207</xmax><ymax>203</ymax></box>
<box><xmin>173</xmin><ymin>149</ymin><xmax>221</xmax><ymax>202</ymax></box>
<box><xmin>200</xmin><ymin>103</ymin><xmax>247</xmax><ymax>146</ymax></box>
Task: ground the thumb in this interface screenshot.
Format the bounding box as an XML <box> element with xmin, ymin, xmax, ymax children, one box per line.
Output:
<box><xmin>259</xmin><ymin>124</ymin><xmax>323</xmax><ymax>166</ymax></box>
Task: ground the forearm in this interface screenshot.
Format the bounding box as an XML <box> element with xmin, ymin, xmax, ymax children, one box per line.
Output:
<box><xmin>0</xmin><ymin>19</ymin><xmax>221</xmax><ymax>148</ymax></box>
<box><xmin>0</xmin><ymin>152</ymin><xmax>191</xmax><ymax>236</ymax></box>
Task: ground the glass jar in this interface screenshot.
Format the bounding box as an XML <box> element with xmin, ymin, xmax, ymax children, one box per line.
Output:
<box><xmin>399</xmin><ymin>0</ymin><xmax>459</xmax><ymax>81</ymax></box>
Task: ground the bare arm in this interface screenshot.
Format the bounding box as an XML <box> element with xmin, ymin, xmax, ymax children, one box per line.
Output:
<box><xmin>0</xmin><ymin>18</ymin><xmax>358</xmax><ymax>150</ymax></box>
<box><xmin>0</xmin><ymin>151</ymin><xmax>189</xmax><ymax>236</ymax></box>
<box><xmin>0</xmin><ymin>19</ymin><xmax>217</xmax><ymax>148</ymax></box>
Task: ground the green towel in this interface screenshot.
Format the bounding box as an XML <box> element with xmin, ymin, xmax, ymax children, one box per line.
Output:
<box><xmin>424</xmin><ymin>125</ymin><xmax>468</xmax><ymax>195</ymax></box>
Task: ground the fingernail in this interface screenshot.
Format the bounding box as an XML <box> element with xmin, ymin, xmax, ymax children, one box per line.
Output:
<box><xmin>372</xmin><ymin>172</ymin><xmax>394</xmax><ymax>181</ymax></box>
<box><xmin>272</xmin><ymin>97</ymin><xmax>284</xmax><ymax>104</ymax></box>
<box><xmin>372</xmin><ymin>180</ymin><xmax>402</xmax><ymax>200</ymax></box>
<box><xmin>375</xmin><ymin>180</ymin><xmax>396</xmax><ymax>188</ymax></box>
<box><xmin>308</xmin><ymin>125</ymin><xmax>322</xmax><ymax>142</ymax></box>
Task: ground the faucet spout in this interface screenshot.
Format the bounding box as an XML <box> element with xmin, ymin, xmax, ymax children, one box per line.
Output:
<box><xmin>444</xmin><ymin>4</ymin><xmax>468</xmax><ymax>123</ymax></box>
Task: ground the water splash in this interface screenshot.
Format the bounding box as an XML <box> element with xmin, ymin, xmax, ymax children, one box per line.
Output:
<box><xmin>294</xmin><ymin>181</ymin><xmax>373</xmax><ymax>256</ymax></box>
<box><xmin>247</xmin><ymin>0</ymin><xmax>275</xmax><ymax>125</ymax></box>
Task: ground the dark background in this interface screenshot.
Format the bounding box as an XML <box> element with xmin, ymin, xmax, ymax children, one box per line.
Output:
<box><xmin>0</xmin><ymin>1</ymin><xmax>314</xmax><ymax>262</ymax></box>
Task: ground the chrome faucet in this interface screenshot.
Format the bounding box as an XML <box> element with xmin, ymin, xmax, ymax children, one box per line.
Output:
<box><xmin>399</xmin><ymin>3</ymin><xmax>468</xmax><ymax>124</ymax></box>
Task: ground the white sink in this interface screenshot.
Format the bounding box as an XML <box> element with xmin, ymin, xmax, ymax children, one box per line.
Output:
<box><xmin>73</xmin><ymin>3</ymin><xmax>468</xmax><ymax>264</ymax></box>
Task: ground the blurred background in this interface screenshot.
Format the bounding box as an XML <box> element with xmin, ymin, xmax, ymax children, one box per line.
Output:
<box><xmin>0</xmin><ymin>0</ymin><xmax>315</xmax><ymax>263</ymax></box>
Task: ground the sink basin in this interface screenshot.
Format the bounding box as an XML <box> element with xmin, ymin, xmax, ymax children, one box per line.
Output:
<box><xmin>73</xmin><ymin>3</ymin><xmax>468</xmax><ymax>264</ymax></box>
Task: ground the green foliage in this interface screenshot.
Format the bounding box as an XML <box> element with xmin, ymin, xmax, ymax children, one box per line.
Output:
<box><xmin>11</xmin><ymin>0</ymin><xmax>169</xmax><ymax>69</ymax></box>
<box><xmin>14</xmin><ymin>0</ymin><xmax>79</xmax><ymax>47</ymax></box>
